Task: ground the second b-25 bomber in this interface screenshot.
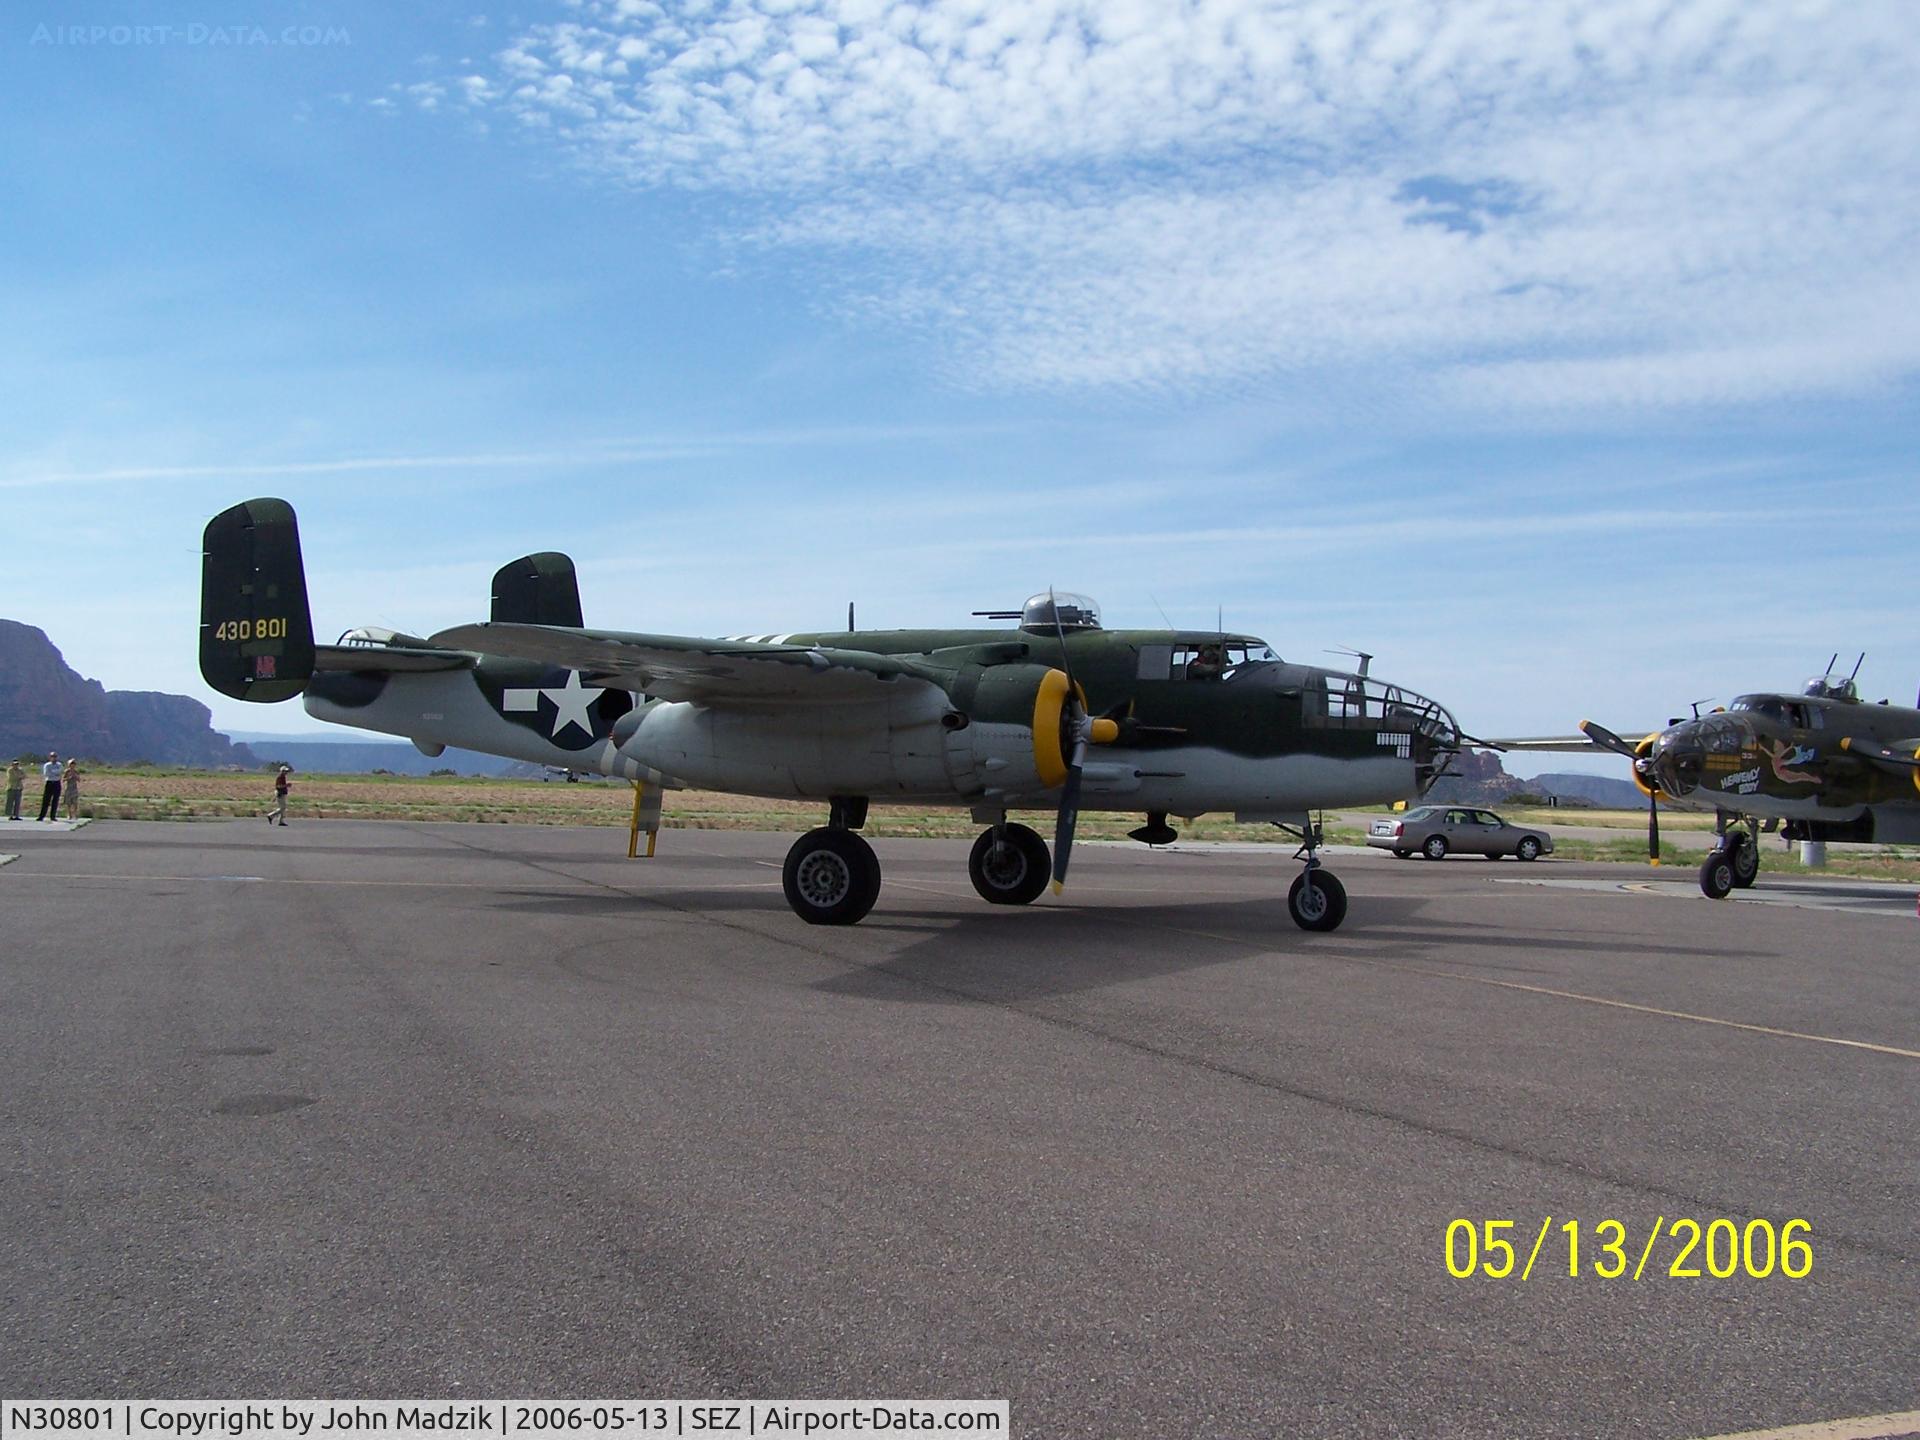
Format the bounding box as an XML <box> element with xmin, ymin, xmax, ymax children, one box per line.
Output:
<box><xmin>1572</xmin><ymin>657</ymin><xmax>1920</xmax><ymax>898</ymax></box>
<box><xmin>200</xmin><ymin>498</ymin><xmax>1465</xmax><ymax>930</ymax></box>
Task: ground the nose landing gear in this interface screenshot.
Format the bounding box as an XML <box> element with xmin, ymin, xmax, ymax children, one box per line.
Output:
<box><xmin>1699</xmin><ymin>816</ymin><xmax>1760</xmax><ymax>900</ymax></box>
<box><xmin>1276</xmin><ymin>817</ymin><xmax>1347</xmax><ymax>932</ymax></box>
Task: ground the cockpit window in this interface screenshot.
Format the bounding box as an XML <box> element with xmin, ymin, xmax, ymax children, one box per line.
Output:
<box><xmin>1731</xmin><ymin>696</ymin><xmax>1785</xmax><ymax>722</ymax></box>
<box><xmin>1148</xmin><ymin>640</ymin><xmax>1278</xmax><ymax>681</ymax></box>
<box><xmin>1698</xmin><ymin>714</ymin><xmax>1748</xmax><ymax>753</ymax></box>
<box><xmin>1020</xmin><ymin>592</ymin><xmax>1101</xmax><ymax>632</ymax></box>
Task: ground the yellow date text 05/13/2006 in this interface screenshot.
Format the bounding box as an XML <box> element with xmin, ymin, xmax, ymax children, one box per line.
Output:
<box><xmin>1445</xmin><ymin>1217</ymin><xmax>1813</xmax><ymax>1281</ymax></box>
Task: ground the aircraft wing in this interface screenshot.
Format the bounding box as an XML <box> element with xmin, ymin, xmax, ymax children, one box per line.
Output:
<box><xmin>1480</xmin><ymin>736</ymin><xmax>1608</xmax><ymax>753</ymax></box>
<box><xmin>1838</xmin><ymin>736</ymin><xmax>1920</xmax><ymax>770</ymax></box>
<box><xmin>429</xmin><ymin>622</ymin><xmax>941</xmax><ymax>707</ymax></box>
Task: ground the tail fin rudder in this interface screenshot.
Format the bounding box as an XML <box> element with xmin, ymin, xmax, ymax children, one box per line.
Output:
<box><xmin>491</xmin><ymin>551</ymin><xmax>582</xmax><ymax>628</ymax></box>
<box><xmin>200</xmin><ymin>498</ymin><xmax>316</xmax><ymax>703</ymax></box>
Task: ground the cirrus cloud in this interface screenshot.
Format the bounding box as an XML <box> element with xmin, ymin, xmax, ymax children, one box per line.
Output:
<box><xmin>426</xmin><ymin>1</ymin><xmax>1920</xmax><ymax>407</ymax></box>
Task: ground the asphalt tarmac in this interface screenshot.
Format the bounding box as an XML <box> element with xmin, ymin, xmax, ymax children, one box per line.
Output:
<box><xmin>2</xmin><ymin>821</ymin><xmax>1915</xmax><ymax>1439</ymax></box>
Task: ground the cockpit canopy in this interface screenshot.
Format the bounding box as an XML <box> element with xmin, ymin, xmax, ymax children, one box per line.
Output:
<box><xmin>1021</xmin><ymin>592</ymin><xmax>1102</xmax><ymax>633</ymax></box>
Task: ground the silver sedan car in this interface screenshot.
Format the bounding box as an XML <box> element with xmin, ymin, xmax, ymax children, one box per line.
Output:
<box><xmin>1366</xmin><ymin>806</ymin><xmax>1554</xmax><ymax>861</ymax></box>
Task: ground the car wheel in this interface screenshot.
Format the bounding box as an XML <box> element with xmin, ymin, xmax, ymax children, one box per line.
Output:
<box><xmin>1516</xmin><ymin>836</ymin><xmax>1542</xmax><ymax>862</ymax></box>
<box><xmin>1422</xmin><ymin>835</ymin><xmax>1448</xmax><ymax>861</ymax></box>
<box><xmin>1391</xmin><ymin>849</ymin><xmax>1411</xmax><ymax>859</ymax></box>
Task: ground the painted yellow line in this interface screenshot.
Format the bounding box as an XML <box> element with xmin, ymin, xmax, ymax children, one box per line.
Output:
<box><xmin>1138</xmin><ymin>919</ymin><xmax>1920</xmax><ymax>1063</ymax></box>
<box><xmin>1684</xmin><ymin>1410</ymin><xmax>1920</xmax><ymax>1439</ymax></box>
<box><xmin>1428</xmin><ymin>972</ymin><xmax>1920</xmax><ymax>1063</ymax></box>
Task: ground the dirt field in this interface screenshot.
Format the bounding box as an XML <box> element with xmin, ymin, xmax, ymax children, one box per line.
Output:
<box><xmin>52</xmin><ymin>767</ymin><xmax>1292</xmax><ymax>842</ymax></box>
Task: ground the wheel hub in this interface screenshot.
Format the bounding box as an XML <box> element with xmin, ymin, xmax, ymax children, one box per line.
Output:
<box><xmin>982</xmin><ymin>843</ymin><xmax>1027</xmax><ymax>889</ymax></box>
<box><xmin>796</xmin><ymin>850</ymin><xmax>853</xmax><ymax>906</ymax></box>
<box><xmin>1295</xmin><ymin>880</ymin><xmax>1328</xmax><ymax>920</ymax></box>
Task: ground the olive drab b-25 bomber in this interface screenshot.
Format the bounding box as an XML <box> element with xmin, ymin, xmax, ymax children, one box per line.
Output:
<box><xmin>201</xmin><ymin>499</ymin><xmax>1465</xmax><ymax>930</ymax></box>
<box><xmin>1553</xmin><ymin>657</ymin><xmax>1920</xmax><ymax>899</ymax></box>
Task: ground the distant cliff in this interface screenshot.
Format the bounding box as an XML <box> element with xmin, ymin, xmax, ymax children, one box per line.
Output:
<box><xmin>0</xmin><ymin>620</ymin><xmax>257</xmax><ymax>766</ymax></box>
<box><xmin>1425</xmin><ymin>750</ymin><xmax>1641</xmax><ymax>808</ymax></box>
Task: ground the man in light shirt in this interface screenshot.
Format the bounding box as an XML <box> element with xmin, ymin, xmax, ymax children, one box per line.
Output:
<box><xmin>37</xmin><ymin>751</ymin><xmax>62</xmax><ymax>821</ymax></box>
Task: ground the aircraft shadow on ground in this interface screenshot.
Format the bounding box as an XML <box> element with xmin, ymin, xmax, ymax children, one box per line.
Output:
<box><xmin>812</xmin><ymin>895</ymin><xmax>1719</xmax><ymax>1006</ymax></box>
<box><xmin>483</xmin><ymin>874</ymin><xmax>1721</xmax><ymax>1005</ymax></box>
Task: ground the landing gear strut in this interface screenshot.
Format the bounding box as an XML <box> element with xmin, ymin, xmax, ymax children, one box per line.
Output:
<box><xmin>968</xmin><ymin>822</ymin><xmax>1052</xmax><ymax>905</ymax></box>
<box><xmin>782</xmin><ymin>797</ymin><xmax>880</xmax><ymax>925</ymax></box>
<box><xmin>1278</xmin><ymin>818</ymin><xmax>1348</xmax><ymax>932</ymax></box>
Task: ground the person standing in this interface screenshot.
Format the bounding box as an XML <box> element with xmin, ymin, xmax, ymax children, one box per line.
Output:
<box><xmin>61</xmin><ymin>757</ymin><xmax>81</xmax><ymax>819</ymax></box>
<box><xmin>267</xmin><ymin>764</ymin><xmax>292</xmax><ymax>826</ymax></box>
<box><xmin>37</xmin><ymin>751</ymin><xmax>62</xmax><ymax>821</ymax></box>
<box><xmin>4</xmin><ymin>760</ymin><xmax>23</xmax><ymax>820</ymax></box>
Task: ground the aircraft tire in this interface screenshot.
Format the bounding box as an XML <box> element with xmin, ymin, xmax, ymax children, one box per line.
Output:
<box><xmin>1699</xmin><ymin>850</ymin><xmax>1735</xmax><ymax>900</ymax></box>
<box><xmin>1288</xmin><ymin>870</ymin><xmax>1348</xmax><ymax>932</ymax></box>
<box><xmin>783</xmin><ymin>827</ymin><xmax>881</xmax><ymax>925</ymax></box>
<box><xmin>1728</xmin><ymin>833</ymin><xmax>1759</xmax><ymax>888</ymax></box>
<box><xmin>1422</xmin><ymin>835</ymin><xmax>1449</xmax><ymax>861</ymax></box>
<box><xmin>968</xmin><ymin>824</ymin><xmax>1051</xmax><ymax>906</ymax></box>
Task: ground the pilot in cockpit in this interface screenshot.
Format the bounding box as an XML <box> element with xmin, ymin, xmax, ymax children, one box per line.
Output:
<box><xmin>1186</xmin><ymin>644</ymin><xmax>1225</xmax><ymax>681</ymax></box>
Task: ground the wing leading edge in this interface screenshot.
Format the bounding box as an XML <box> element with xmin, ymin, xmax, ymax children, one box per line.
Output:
<box><xmin>429</xmin><ymin>622</ymin><xmax>943</xmax><ymax>707</ymax></box>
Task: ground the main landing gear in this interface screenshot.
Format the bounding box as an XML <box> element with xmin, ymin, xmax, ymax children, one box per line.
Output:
<box><xmin>781</xmin><ymin>803</ymin><xmax>1351</xmax><ymax>931</ymax></box>
<box><xmin>968</xmin><ymin>822</ymin><xmax>1052</xmax><ymax>906</ymax></box>
<box><xmin>782</xmin><ymin>796</ymin><xmax>881</xmax><ymax>926</ymax></box>
<box><xmin>1699</xmin><ymin>816</ymin><xmax>1760</xmax><ymax>900</ymax></box>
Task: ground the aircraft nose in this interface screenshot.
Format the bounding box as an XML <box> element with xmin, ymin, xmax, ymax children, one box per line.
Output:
<box><xmin>1645</xmin><ymin>726</ymin><xmax>1705</xmax><ymax>798</ymax></box>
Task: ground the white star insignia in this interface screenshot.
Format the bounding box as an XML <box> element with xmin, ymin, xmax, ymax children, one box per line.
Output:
<box><xmin>542</xmin><ymin>670</ymin><xmax>605</xmax><ymax>739</ymax></box>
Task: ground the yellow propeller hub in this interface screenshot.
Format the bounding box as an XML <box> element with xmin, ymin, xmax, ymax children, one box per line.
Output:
<box><xmin>1030</xmin><ymin>668</ymin><xmax>1117</xmax><ymax>788</ymax></box>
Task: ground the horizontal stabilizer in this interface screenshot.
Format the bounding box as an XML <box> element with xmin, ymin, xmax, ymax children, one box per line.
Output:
<box><xmin>314</xmin><ymin>644</ymin><xmax>474</xmax><ymax>674</ymax></box>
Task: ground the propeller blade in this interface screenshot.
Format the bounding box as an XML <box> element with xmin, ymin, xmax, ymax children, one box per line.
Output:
<box><xmin>1648</xmin><ymin>792</ymin><xmax>1661</xmax><ymax>865</ymax></box>
<box><xmin>1579</xmin><ymin>719</ymin><xmax>1644</xmax><ymax>758</ymax></box>
<box><xmin>1046</xmin><ymin>586</ymin><xmax>1076</xmax><ymax>686</ymax></box>
<box><xmin>1051</xmin><ymin>750</ymin><xmax>1084</xmax><ymax>893</ymax></box>
<box><xmin>1047</xmin><ymin>586</ymin><xmax>1087</xmax><ymax>895</ymax></box>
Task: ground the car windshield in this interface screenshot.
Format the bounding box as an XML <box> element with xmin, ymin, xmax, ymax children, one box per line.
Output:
<box><xmin>1403</xmin><ymin>807</ymin><xmax>1437</xmax><ymax>821</ymax></box>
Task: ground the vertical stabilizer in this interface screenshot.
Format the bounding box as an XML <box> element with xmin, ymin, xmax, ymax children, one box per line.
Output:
<box><xmin>199</xmin><ymin>498</ymin><xmax>316</xmax><ymax>702</ymax></box>
<box><xmin>491</xmin><ymin>552</ymin><xmax>583</xmax><ymax>628</ymax></box>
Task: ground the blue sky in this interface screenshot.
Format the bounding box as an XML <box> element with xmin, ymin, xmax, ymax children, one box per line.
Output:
<box><xmin>4</xmin><ymin>0</ymin><xmax>1918</xmax><ymax>775</ymax></box>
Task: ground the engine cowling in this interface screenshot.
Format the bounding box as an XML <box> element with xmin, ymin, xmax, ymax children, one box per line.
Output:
<box><xmin>949</xmin><ymin>663</ymin><xmax>1118</xmax><ymax>796</ymax></box>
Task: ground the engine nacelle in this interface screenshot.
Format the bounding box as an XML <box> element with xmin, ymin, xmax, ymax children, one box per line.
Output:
<box><xmin>613</xmin><ymin>686</ymin><xmax>954</xmax><ymax>798</ymax></box>
<box><xmin>942</xmin><ymin>663</ymin><xmax>1115</xmax><ymax>800</ymax></box>
<box><xmin>608</xmin><ymin>661</ymin><xmax>1106</xmax><ymax>804</ymax></box>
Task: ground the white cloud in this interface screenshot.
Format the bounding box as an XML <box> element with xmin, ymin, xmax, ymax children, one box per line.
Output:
<box><xmin>433</xmin><ymin>0</ymin><xmax>1920</xmax><ymax>406</ymax></box>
